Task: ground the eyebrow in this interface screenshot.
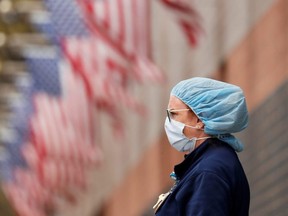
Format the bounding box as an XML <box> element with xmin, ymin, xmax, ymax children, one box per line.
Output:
<box><xmin>168</xmin><ymin>106</ymin><xmax>189</xmax><ymax>109</ymax></box>
<box><xmin>168</xmin><ymin>108</ymin><xmax>190</xmax><ymax>111</ymax></box>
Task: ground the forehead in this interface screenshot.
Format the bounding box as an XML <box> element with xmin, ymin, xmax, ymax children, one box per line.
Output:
<box><xmin>168</xmin><ymin>95</ymin><xmax>188</xmax><ymax>109</ymax></box>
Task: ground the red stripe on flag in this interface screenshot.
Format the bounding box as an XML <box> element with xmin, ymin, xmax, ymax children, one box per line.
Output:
<box><xmin>160</xmin><ymin>0</ymin><xmax>202</xmax><ymax>46</ymax></box>
<box><xmin>131</xmin><ymin>0</ymin><xmax>138</xmax><ymax>55</ymax></box>
<box><xmin>161</xmin><ymin>0</ymin><xmax>198</xmax><ymax>15</ymax></box>
<box><xmin>117</xmin><ymin>0</ymin><xmax>125</xmax><ymax>44</ymax></box>
<box><xmin>104</xmin><ymin>0</ymin><xmax>110</xmax><ymax>30</ymax></box>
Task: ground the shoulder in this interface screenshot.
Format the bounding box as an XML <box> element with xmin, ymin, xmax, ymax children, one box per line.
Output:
<box><xmin>193</xmin><ymin>139</ymin><xmax>244</xmax><ymax>182</ymax></box>
<box><xmin>201</xmin><ymin>138</ymin><xmax>240</xmax><ymax>165</ymax></box>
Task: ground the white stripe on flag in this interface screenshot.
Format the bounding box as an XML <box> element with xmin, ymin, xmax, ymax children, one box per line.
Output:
<box><xmin>108</xmin><ymin>0</ymin><xmax>120</xmax><ymax>42</ymax></box>
<box><xmin>122</xmin><ymin>0</ymin><xmax>134</xmax><ymax>55</ymax></box>
<box><xmin>136</xmin><ymin>0</ymin><xmax>149</xmax><ymax>56</ymax></box>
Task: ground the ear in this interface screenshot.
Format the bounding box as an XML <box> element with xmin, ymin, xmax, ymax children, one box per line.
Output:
<box><xmin>196</xmin><ymin>120</ymin><xmax>205</xmax><ymax>129</ymax></box>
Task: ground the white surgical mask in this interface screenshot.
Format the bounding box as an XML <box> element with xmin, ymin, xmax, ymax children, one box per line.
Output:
<box><xmin>164</xmin><ymin>118</ymin><xmax>210</xmax><ymax>152</ymax></box>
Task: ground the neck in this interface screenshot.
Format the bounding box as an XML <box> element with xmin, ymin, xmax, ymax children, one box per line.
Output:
<box><xmin>195</xmin><ymin>136</ymin><xmax>211</xmax><ymax>149</ymax></box>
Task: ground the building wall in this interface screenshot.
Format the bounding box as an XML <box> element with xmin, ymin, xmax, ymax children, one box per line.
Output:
<box><xmin>225</xmin><ymin>0</ymin><xmax>288</xmax><ymax>111</ymax></box>
<box><xmin>100</xmin><ymin>0</ymin><xmax>288</xmax><ymax>215</ymax></box>
<box><xmin>226</xmin><ymin>0</ymin><xmax>288</xmax><ymax>215</ymax></box>
<box><xmin>239</xmin><ymin>81</ymin><xmax>288</xmax><ymax>216</ymax></box>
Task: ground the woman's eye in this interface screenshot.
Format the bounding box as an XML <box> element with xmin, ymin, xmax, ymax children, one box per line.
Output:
<box><xmin>170</xmin><ymin>112</ymin><xmax>176</xmax><ymax>117</ymax></box>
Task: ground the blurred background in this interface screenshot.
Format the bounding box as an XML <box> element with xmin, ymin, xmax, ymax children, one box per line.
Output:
<box><xmin>0</xmin><ymin>0</ymin><xmax>287</xmax><ymax>216</ymax></box>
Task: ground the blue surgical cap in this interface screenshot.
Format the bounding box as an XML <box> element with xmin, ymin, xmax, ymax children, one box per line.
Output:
<box><xmin>171</xmin><ymin>77</ymin><xmax>248</xmax><ymax>152</ymax></box>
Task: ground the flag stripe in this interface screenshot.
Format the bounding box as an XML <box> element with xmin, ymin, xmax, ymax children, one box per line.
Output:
<box><xmin>160</xmin><ymin>0</ymin><xmax>202</xmax><ymax>46</ymax></box>
<box><xmin>117</xmin><ymin>0</ymin><xmax>125</xmax><ymax>45</ymax></box>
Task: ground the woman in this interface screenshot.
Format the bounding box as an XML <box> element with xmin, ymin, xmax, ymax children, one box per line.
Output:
<box><xmin>154</xmin><ymin>77</ymin><xmax>250</xmax><ymax>216</ymax></box>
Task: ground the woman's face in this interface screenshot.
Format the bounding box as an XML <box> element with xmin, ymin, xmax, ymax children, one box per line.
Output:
<box><xmin>167</xmin><ymin>96</ymin><xmax>204</xmax><ymax>139</ymax></box>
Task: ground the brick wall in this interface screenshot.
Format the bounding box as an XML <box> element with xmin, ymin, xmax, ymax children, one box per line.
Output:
<box><xmin>225</xmin><ymin>0</ymin><xmax>288</xmax><ymax>111</ymax></box>
<box><xmin>224</xmin><ymin>0</ymin><xmax>288</xmax><ymax>215</ymax></box>
<box><xmin>238</xmin><ymin>81</ymin><xmax>288</xmax><ymax>216</ymax></box>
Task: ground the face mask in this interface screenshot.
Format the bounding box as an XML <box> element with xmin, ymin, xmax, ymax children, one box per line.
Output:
<box><xmin>164</xmin><ymin>118</ymin><xmax>210</xmax><ymax>152</ymax></box>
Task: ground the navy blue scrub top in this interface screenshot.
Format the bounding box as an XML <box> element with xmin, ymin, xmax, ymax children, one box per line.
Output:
<box><xmin>155</xmin><ymin>138</ymin><xmax>250</xmax><ymax>216</ymax></box>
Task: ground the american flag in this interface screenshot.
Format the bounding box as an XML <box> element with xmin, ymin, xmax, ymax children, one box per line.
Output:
<box><xmin>77</xmin><ymin>0</ymin><xmax>164</xmax><ymax>83</ymax></box>
<box><xmin>78</xmin><ymin>0</ymin><xmax>150</xmax><ymax>57</ymax></box>
<box><xmin>0</xmin><ymin>73</ymin><xmax>53</xmax><ymax>216</ymax></box>
<box><xmin>38</xmin><ymin>0</ymin><xmax>164</xmax><ymax>135</ymax></box>
<box><xmin>0</xmin><ymin>74</ymin><xmax>33</xmax><ymax>180</ymax></box>
<box><xmin>3</xmin><ymin>168</ymin><xmax>54</xmax><ymax>216</ymax></box>
<box><xmin>25</xmin><ymin>50</ymin><xmax>101</xmax><ymax>184</ymax></box>
<box><xmin>1</xmin><ymin>47</ymin><xmax>102</xmax><ymax>215</ymax></box>
<box><xmin>160</xmin><ymin>0</ymin><xmax>202</xmax><ymax>46</ymax></box>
